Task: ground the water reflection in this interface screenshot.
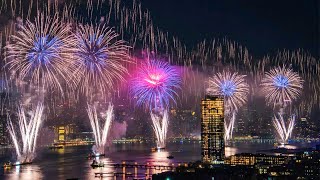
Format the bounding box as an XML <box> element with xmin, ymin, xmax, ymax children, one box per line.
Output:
<box><xmin>0</xmin><ymin>141</ymin><xmax>316</xmax><ymax>179</ymax></box>
<box><xmin>87</xmin><ymin>158</ymin><xmax>114</xmax><ymax>180</ymax></box>
<box><xmin>278</xmin><ymin>144</ymin><xmax>297</xmax><ymax>149</ymax></box>
<box><xmin>5</xmin><ymin>165</ymin><xmax>43</xmax><ymax>180</ymax></box>
<box><xmin>56</xmin><ymin>148</ymin><xmax>65</xmax><ymax>154</ymax></box>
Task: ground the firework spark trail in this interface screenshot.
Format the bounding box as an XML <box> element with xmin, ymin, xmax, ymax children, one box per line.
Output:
<box><xmin>150</xmin><ymin>110</ymin><xmax>168</xmax><ymax>149</ymax></box>
<box><xmin>261</xmin><ymin>66</ymin><xmax>303</xmax><ymax>107</ymax></box>
<box><xmin>72</xmin><ymin>24</ymin><xmax>130</xmax><ymax>98</ymax></box>
<box><xmin>5</xmin><ymin>12</ymin><xmax>75</xmax><ymax>96</ymax></box>
<box><xmin>207</xmin><ymin>71</ymin><xmax>249</xmax><ymax>141</ymax></box>
<box><xmin>130</xmin><ymin>60</ymin><xmax>181</xmax><ymax>111</ymax></box>
<box><xmin>273</xmin><ymin>113</ymin><xmax>295</xmax><ymax>144</ymax></box>
<box><xmin>8</xmin><ymin>103</ymin><xmax>44</xmax><ymax>163</ymax></box>
<box><xmin>87</xmin><ymin>103</ymin><xmax>113</xmax><ymax>155</ymax></box>
<box><xmin>261</xmin><ymin>67</ymin><xmax>303</xmax><ymax>144</ymax></box>
<box><xmin>224</xmin><ymin>112</ymin><xmax>235</xmax><ymax>141</ymax></box>
<box><xmin>131</xmin><ymin>60</ymin><xmax>180</xmax><ymax>148</ymax></box>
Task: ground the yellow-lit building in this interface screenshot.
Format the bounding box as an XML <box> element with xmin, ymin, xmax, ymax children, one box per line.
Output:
<box><xmin>53</xmin><ymin>124</ymin><xmax>77</xmax><ymax>142</ymax></box>
<box><xmin>225</xmin><ymin>153</ymin><xmax>287</xmax><ymax>166</ymax></box>
<box><xmin>201</xmin><ymin>95</ymin><xmax>224</xmax><ymax>164</ymax></box>
<box><xmin>225</xmin><ymin>153</ymin><xmax>256</xmax><ymax>165</ymax></box>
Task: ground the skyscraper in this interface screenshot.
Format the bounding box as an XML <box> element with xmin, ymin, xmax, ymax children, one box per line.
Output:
<box><xmin>201</xmin><ymin>95</ymin><xmax>225</xmax><ymax>164</ymax></box>
<box><xmin>0</xmin><ymin>114</ymin><xmax>6</xmax><ymax>145</ymax></box>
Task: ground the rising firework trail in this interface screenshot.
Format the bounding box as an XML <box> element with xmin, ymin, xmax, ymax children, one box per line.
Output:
<box><xmin>273</xmin><ymin>113</ymin><xmax>295</xmax><ymax>145</ymax></box>
<box><xmin>5</xmin><ymin>13</ymin><xmax>74</xmax><ymax>96</ymax></box>
<box><xmin>72</xmin><ymin>24</ymin><xmax>130</xmax><ymax>98</ymax></box>
<box><xmin>261</xmin><ymin>66</ymin><xmax>303</xmax><ymax>144</ymax></box>
<box><xmin>150</xmin><ymin>110</ymin><xmax>169</xmax><ymax>149</ymax></box>
<box><xmin>224</xmin><ymin>112</ymin><xmax>236</xmax><ymax>141</ymax></box>
<box><xmin>130</xmin><ymin>60</ymin><xmax>181</xmax><ymax>148</ymax></box>
<box><xmin>8</xmin><ymin>103</ymin><xmax>44</xmax><ymax>163</ymax></box>
<box><xmin>207</xmin><ymin>71</ymin><xmax>249</xmax><ymax>141</ymax></box>
<box><xmin>87</xmin><ymin>103</ymin><xmax>114</xmax><ymax>155</ymax></box>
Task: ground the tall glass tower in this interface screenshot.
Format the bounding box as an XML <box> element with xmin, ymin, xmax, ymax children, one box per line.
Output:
<box><xmin>201</xmin><ymin>95</ymin><xmax>225</xmax><ymax>164</ymax></box>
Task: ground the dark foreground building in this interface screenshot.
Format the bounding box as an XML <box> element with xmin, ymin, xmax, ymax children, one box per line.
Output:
<box><xmin>153</xmin><ymin>149</ymin><xmax>320</xmax><ymax>180</ymax></box>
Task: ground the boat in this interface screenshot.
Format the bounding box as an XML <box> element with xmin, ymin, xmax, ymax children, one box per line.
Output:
<box><xmin>151</xmin><ymin>147</ymin><xmax>165</xmax><ymax>152</ymax></box>
<box><xmin>167</xmin><ymin>155</ymin><xmax>174</xmax><ymax>159</ymax></box>
<box><xmin>91</xmin><ymin>162</ymin><xmax>104</xmax><ymax>168</ymax></box>
<box><xmin>87</xmin><ymin>153</ymin><xmax>105</xmax><ymax>158</ymax></box>
<box><xmin>49</xmin><ymin>145</ymin><xmax>63</xmax><ymax>149</ymax></box>
<box><xmin>3</xmin><ymin>161</ymin><xmax>32</xmax><ymax>168</ymax></box>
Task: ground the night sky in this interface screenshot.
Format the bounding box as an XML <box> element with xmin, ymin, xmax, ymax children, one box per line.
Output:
<box><xmin>141</xmin><ymin>0</ymin><xmax>319</xmax><ymax>57</ymax></box>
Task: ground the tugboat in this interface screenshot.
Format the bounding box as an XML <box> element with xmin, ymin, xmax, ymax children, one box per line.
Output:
<box><xmin>91</xmin><ymin>159</ymin><xmax>104</xmax><ymax>168</ymax></box>
<box><xmin>167</xmin><ymin>155</ymin><xmax>174</xmax><ymax>159</ymax></box>
<box><xmin>49</xmin><ymin>145</ymin><xmax>63</xmax><ymax>149</ymax></box>
<box><xmin>2</xmin><ymin>161</ymin><xmax>32</xmax><ymax>168</ymax></box>
<box><xmin>87</xmin><ymin>153</ymin><xmax>105</xmax><ymax>159</ymax></box>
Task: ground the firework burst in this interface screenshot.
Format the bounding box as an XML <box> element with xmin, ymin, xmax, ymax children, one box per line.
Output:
<box><xmin>207</xmin><ymin>71</ymin><xmax>249</xmax><ymax>141</ymax></box>
<box><xmin>207</xmin><ymin>71</ymin><xmax>249</xmax><ymax>112</ymax></box>
<box><xmin>72</xmin><ymin>24</ymin><xmax>130</xmax><ymax>98</ymax></box>
<box><xmin>260</xmin><ymin>66</ymin><xmax>303</xmax><ymax>107</ymax></box>
<box><xmin>130</xmin><ymin>60</ymin><xmax>181</xmax><ymax>111</ymax></box>
<box><xmin>5</xmin><ymin>13</ymin><xmax>74</xmax><ymax>96</ymax></box>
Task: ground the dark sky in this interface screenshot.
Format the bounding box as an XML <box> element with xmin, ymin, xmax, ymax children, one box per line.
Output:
<box><xmin>141</xmin><ymin>0</ymin><xmax>319</xmax><ymax>57</ymax></box>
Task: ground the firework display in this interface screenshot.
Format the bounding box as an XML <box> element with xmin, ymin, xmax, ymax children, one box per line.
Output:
<box><xmin>72</xmin><ymin>24</ymin><xmax>130</xmax><ymax>98</ymax></box>
<box><xmin>8</xmin><ymin>103</ymin><xmax>44</xmax><ymax>163</ymax></box>
<box><xmin>261</xmin><ymin>66</ymin><xmax>304</xmax><ymax>107</ymax></box>
<box><xmin>261</xmin><ymin>67</ymin><xmax>303</xmax><ymax>144</ymax></box>
<box><xmin>0</xmin><ymin>0</ymin><xmax>318</xmax><ymax>166</ymax></box>
<box><xmin>130</xmin><ymin>60</ymin><xmax>181</xmax><ymax>148</ymax></box>
<box><xmin>273</xmin><ymin>113</ymin><xmax>295</xmax><ymax>145</ymax></box>
<box><xmin>87</xmin><ymin>103</ymin><xmax>114</xmax><ymax>155</ymax></box>
<box><xmin>150</xmin><ymin>110</ymin><xmax>169</xmax><ymax>149</ymax></box>
<box><xmin>207</xmin><ymin>71</ymin><xmax>249</xmax><ymax>141</ymax></box>
<box><xmin>130</xmin><ymin>60</ymin><xmax>181</xmax><ymax>111</ymax></box>
<box><xmin>5</xmin><ymin>13</ymin><xmax>74</xmax><ymax>96</ymax></box>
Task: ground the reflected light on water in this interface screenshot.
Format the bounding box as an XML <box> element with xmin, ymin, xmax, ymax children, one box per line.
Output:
<box><xmin>278</xmin><ymin>144</ymin><xmax>297</xmax><ymax>149</ymax></box>
<box><xmin>150</xmin><ymin>150</ymin><xmax>171</xmax><ymax>175</ymax></box>
<box><xmin>57</xmin><ymin>148</ymin><xmax>65</xmax><ymax>154</ymax></box>
<box><xmin>87</xmin><ymin>157</ymin><xmax>114</xmax><ymax>180</ymax></box>
<box><xmin>7</xmin><ymin>165</ymin><xmax>43</xmax><ymax>180</ymax></box>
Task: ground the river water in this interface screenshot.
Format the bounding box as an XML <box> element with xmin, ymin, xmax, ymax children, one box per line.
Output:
<box><xmin>0</xmin><ymin>141</ymin><xmax>317</xmax><ymax>180</ymax></box>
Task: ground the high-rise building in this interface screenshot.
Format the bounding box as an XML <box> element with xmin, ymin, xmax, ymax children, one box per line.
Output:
<box><xmin>0</xmin><ymin>114</ymin><xmax>7</xmax><ymax>145</ymax></box>
<box><xmin>201</xmin><ymin>95</ymin><xmax>224</xmax><ymax>164</ymax></box>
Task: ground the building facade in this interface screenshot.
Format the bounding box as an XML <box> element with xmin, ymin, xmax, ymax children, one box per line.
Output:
<box><xmin>53</xmin><ymin>124</ymin><xmax>78</xmax><ymax>142</ymax></box>
<box><xmin>0</xmin><ymin>114</ymin><xmax>7</xmax><ymax>145</ymax></box>
<box><xmin>201</xmin><ymin>95</ymin><xmax>224</xmax><ymax>164</ymax></box>
<box><xmin>224</xmin><ymin>153</ymin><xmax>287</xmax><ymax>166</ymax></box>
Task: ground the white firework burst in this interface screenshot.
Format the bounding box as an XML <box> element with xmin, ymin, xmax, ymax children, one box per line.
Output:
<box><xmin>260</xmin><ymin>66</ymin><xmax>303</xmax><ymax>107</ymax></box>
<box><xmin>207</xmin><ymin>71</ymin><xmax>249</xmax><ymax>112</ymax></box>
<box><xmin>71</xmin><ymin>24</ymin><xmax>130</xmax><ymax>98</ymax></box>
<box><xmin>5</xmin><ymin>13</ymin><xmax>75</xmax><ymax>96</ymax></box>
